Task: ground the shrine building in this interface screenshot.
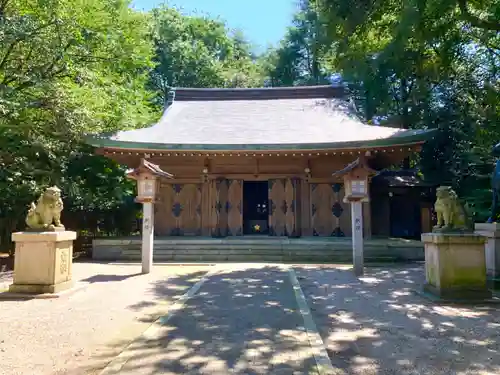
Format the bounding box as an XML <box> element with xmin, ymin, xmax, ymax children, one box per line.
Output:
<box><xmin>88</xmin><ymin>85</ymin><xmax>435</xmax><ymax>243</ymax></box>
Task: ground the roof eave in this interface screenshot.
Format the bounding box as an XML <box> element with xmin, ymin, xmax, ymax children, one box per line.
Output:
<box><xmin>332</xmin><ymin>156</ymin><xmax>378</xmax><ymax>178</ymax></box>
<box><xmin>85</xmin><ymin>129</ymin><xmax>437</xmax><ymax>152</ymax></box>
<box><xmin>125</xmin><ymin>159</ymin><xmax>173</xmax><ymax>180</ymax></box>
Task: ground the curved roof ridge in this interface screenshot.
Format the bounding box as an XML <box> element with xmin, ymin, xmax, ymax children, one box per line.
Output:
<box><xmin>172</xmin><ymin>85</ymin><xmax>345</xmax><ymax>101</ymax></box>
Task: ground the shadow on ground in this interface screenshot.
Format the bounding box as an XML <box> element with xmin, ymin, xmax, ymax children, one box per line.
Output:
<box><xmin>294</xmin><ymin>264</ymin><xmax>500</xmax><ymax>375</ymax></box>
<box><xmin>89</xmin><ymin>265</ymin><xmax>318</xmax><ymax>375</ymax></box>
<box><xmin>127</xmin><ymin>270</ymin><xmax>209</xmax><ymax>318</ymax></box>
<box><xmin>81</xmin><ymin>273</ymin><xmax>144</xmax><ymax>284</ymax></box>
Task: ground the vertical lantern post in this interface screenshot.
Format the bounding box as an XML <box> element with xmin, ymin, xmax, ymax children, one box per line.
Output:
<box><xmin>127</xmin><ymin>159</ymin><xmax>172</xmax><ymax>274</ymax></box>
<box><xmin>333</xmin><ymin>156</ymin><xmax>375</xmax><ymax>276</ymax></box>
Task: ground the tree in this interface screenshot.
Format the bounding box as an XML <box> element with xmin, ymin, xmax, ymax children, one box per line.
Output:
<box><xmin>260</xmin><ymin>0</ymin><xmax>331</xmax><ymax>86</ymax></box>
<box><xmin>0</xmin><ymin>0</ymin><xmax>156</xmax><ymax>249</ymax></box>
<box><xmin>149</xmin><ymin>7</ymin><xmax>265</xmax><ymax>105</ymax></box>
<box><xmin>314</xmin><ymin>0</ymin><xmax>500</xmax><ymax>219</ymax></box>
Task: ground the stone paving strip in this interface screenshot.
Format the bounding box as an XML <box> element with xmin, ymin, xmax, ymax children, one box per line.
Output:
<box><xmin>0</xmin><ymin>262</ymin><xmax>212</xmax><ymax>375</ymax></box>
<box><xmin>99</xmin><ymin>264</ymin><xmax>331</xmax><ymax>375</ymax></box>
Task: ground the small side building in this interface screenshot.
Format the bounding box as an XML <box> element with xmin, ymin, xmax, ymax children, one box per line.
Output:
<box><xmin>88</xmin><ymin>85</ymin><xmax>435</xmax><ymax>243</ymax></box>
<box><xmin>371</xmin><ymin>170</ymin><xmax>436</xmax><ymax>239</ymax></box>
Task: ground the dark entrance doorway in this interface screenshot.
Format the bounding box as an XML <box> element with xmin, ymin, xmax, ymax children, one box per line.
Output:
<box><xmin>243</xmin><ymin>181</ymin><xmax>269</xmax><ymax>235</ymax></box>
<box><xmin>389</xmin><ymin>194</ymin><xmax>422</xmax><ymax>239</ymax></box>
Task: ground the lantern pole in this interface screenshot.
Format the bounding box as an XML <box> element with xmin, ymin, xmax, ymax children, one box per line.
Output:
<box><xmin>350</xmin><ymin>199</ymin><xmax>364</xmax><ymax>276</ymax></box>
<box><xmin>333</xmin><ymin>155</ymin><xmax>374</xmax><ymax>277</ymax></box>
<box><xmin>141</xmin><ymin>199</ymin><xmax>154</xmax><ymax>274</ymax></box>
<box><xmin>126</xmin><ymin>158</ymin><xmax>173</xmax><ymax>275</ymax></box>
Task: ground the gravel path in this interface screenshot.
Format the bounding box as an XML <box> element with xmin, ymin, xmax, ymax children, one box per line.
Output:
<box><xmin>113</xmin><ymin>264</ymin><xmax>319</xmax><ymax>375</ymax></box>
<box><xmin>0</xmin><ymin>262</ymin><xmax>212</xmax><ymax>375</ymax></box>
<box><xmin>3</xmin><ymin>263</ymin><xmax>500</xmax><ymax>375</ymax></box>
<box><xmin>295</xmin><ymin>265</ymin><xmax>500</xmax><ymax>375</ymax></box>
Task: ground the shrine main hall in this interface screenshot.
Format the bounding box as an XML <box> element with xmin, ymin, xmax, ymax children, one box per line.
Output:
<box><xmin>88</xmin><ymin>85</ymin><xmax>435</xmax><ymax>249</ymax></box>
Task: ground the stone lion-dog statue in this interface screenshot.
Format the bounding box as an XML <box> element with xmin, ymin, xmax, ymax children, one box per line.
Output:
<box><xmin>25</xmin><ymin>186</ymin><xmax>65</xmax><ymax>231</ymax></box>
<box><xmin>433</xmin><ymin>185</ymin><xmax>471</xmax><ymax>232</ymax></box>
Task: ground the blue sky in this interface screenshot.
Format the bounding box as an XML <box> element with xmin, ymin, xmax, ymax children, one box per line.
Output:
<box><xmin>132</xmin><ymin>0</ymin><xmax>298</xmax><ymax>51</ymax></box>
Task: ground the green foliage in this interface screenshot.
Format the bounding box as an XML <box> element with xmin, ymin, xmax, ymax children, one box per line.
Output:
<box><xmin>2</xmin><ymin>0</ymin><xmax>498</xmax><ymax>248</ymax></box>
<box><xmin>0</xmin><ymin>1</ymin><xmax>266</xmax><ymax>250</ymax></box>
<box><xmin>311</xmin><ymin>0</ymin><xmax>500</xmax><ymax>221</ymax></box>
<box><xmin>260</xmin><ymin>0</ymin><xmax>330</xmax><ymax>86</ymax></box>
<box><xmin>149</xmin><ymin>7</ymin><xmax>265</xmax><ymax>105</ymax></box>
<box><xmin>0</xmin><ymin>0</ymin><xmax>156</xmax><ymax>133</ymax></box>
<box><xmin>260</xmin><ymin>0</ymin><xmax>499</xmax><ymax>220</ymax></box>
<box><xmin>0</xmin><ymin>0</ymin><xmax>156</xmax><ymax>249</ymax></box>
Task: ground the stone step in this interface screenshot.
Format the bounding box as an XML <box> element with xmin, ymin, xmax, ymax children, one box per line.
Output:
<box><xmin>117</xmin><ymin>253</ymin><xmax>398</xmax><ymax>263</ymax></box>
<box><xmin>93</xmin><ymin>237</ymin><xmax>424</xmax><ymax>262</ymax></box>
<box><xmin>121</xmin><ymin>250</ymin><xmax>353</xmax><ymax>258</ymax></box>
<box><xmin>120</xmin><ymin>246</ymin><xmax>417</xmax><ymax>255</ymax></box>
<box><xmin>142</xmin><ymin>247</ymin><xmax>348</xmax><ymax>253</ymax></box>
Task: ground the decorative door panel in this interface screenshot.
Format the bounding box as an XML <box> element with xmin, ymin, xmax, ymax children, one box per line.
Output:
<box><xmin>155</xmin><ymin>183</ymin><xmax>176</xmax><ymax>235</ymax></box>
<box><xmin>286</xmin><ymin>178</ymin><xmax>301</xmax><ymax>237</ymax></box>
<box><xmin>310</xmin><ymin>183</ymin><xmax>348</xmax><ymax>237</ymax></box>
<box><xmin>212</xmin><ymin>179</ymin><xmax>243</xmax><ymax>237</ymax></box>
<box><xmin>212</xmin><ymin>178</ymin><xmax>229</xmax><ymax>237</ymax></box>
<box><xmin>226</xmin><ymin>179</ymin><xmax>243</xmax><ymax>236</ymax></box>
<box><xmin>155</xmin><ymin>183</ymin><xmax>202</xmax><ymax>236</ymax></box>
<box><xmin>268</xmin><ymin>178</ymin><xmax>299</xmax><ymax>237</ymax></box>
<box><xmin>175</xmin><ymin>184</ymin><xmax>202</xmax><ymax>236</ymax></box>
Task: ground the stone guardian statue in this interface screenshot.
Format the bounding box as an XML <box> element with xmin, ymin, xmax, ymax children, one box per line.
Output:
<box><xmin>433</xmin><ymin>186</ymin><xmax>471</xmax><ymax>232</ymax></box>
<box><xmin>25</xmin><ymin>186</ymin><xmax>65</xmax><ymax>231</ymax></box>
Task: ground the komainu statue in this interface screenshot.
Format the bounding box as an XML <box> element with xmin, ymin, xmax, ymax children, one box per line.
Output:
<box><xmin>25</xmin><ymin>186</ymin><xmax>65</xmax><ymax>231</ymax></box>
<box><xmin>433</xmin><ymin>186</ymin><xmax>471</xmax><ymax>232</ymax></box>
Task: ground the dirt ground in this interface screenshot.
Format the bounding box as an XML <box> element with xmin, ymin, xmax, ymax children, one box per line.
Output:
<box><xmin>1</xmin><ymin>263</ymin><xmax>499</xmax><ymax>375</ymax></box>
<box><xmin>0</xmin><ymin>262</ymin><xmax>212</xmax><ymax>375</ymax></box>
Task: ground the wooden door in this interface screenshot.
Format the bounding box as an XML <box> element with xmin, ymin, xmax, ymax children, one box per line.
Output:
<box><xmin>268</xmin><ymin>178</ymin><xmax>300</xmax><ymax>237</ymax></box>
<box><xmin>212</xmin><ymin>178</ymin><xmax>243</xmax><ymax>237</ymax></box>
<box><xmin>310</xmin><ymin>183</ymin><xmax>348</xmax><ymax>237</ymax></box>
<box><xmin>155</xmin><ymin>183</ymin><xmax>201</xmax><ymax>236</ymax></box>
<box><xmin>176</xmin><ymin>184</ymin><xmax>202</xmax><ymax>235</ymax></box>
<box><xmin>155</xmin><ymin>182</ymin><xmax>176</xmax><ymax>235</ymax></box>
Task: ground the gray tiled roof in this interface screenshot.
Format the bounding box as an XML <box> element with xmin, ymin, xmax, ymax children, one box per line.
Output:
<box><xmin>88</xmin><ymin>86</ymin><xmax>435</xmax><ymax>151</ymax></box>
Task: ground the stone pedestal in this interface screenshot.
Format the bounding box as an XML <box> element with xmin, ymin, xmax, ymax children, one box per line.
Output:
<box><xmin>421</xmin><ymin>233</ymin><xmax>491</xmax><ymax>300</ymax></box>
<box><xmin>475</xmin><ymin>223</ymin><xmax>500</xmax><ymax>279</ymax></box>
<box><xmin>9</xmin><ymin>231</ymin><xmax>77</xmax><ymax>294</ymax></box>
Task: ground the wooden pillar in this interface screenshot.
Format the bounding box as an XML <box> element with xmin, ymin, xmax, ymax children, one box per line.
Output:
<box><xmin>363</xmin><ymin>201</ymin><xmax>372</xmax><ymax>239</ymax></box>
<box><xmin>301</xmin><ymin>179</ymin><xmax>312</xmax><ymax>236</ymax></box>
<box><xmin>291</xmin><ymin>178</ymin><xmax>302</xmax><ymax>237</ymax></box>
<box><xmin>201</xmin><ymin>181</ymin><xmax>211</xmax><ymax>236</ymax></box>
<box><xmin>420</xmin><ymin>203</ymin><xmax>433</xmax><ymax>233</ymax></box>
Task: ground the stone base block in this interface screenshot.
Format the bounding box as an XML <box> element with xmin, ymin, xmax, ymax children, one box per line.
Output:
<box><xmin>475</xmin><ymin>222</ymin><xmax>500</xmax><ymax>279</ymax></box>
<box><xmin>0</xmin><ymin>282</ymin><xmax>86</xmax><ymax>300</ymax></box>
<box><xmin>423</xmin><ymin>283</ymin><xmax>493</xmax><ymax>301</ymax></box>
<box><xmin>9</xmin><ymin>231</ymin><xmax>77</xmax><ymax>295</ymax></box>
<box><xmin>421</xmin><ymin>232</ymin><xmax>492</xmax><ymax>301</ymax></box>
<box><xmin>413</xmin><ymin>288</ymin><xmax>500</xmax><ymax>305</ymax></box>
<box><xmin>8</xmin><ymin>279</ymin><xmax>74</xmax><ymax>294</ymax></box>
